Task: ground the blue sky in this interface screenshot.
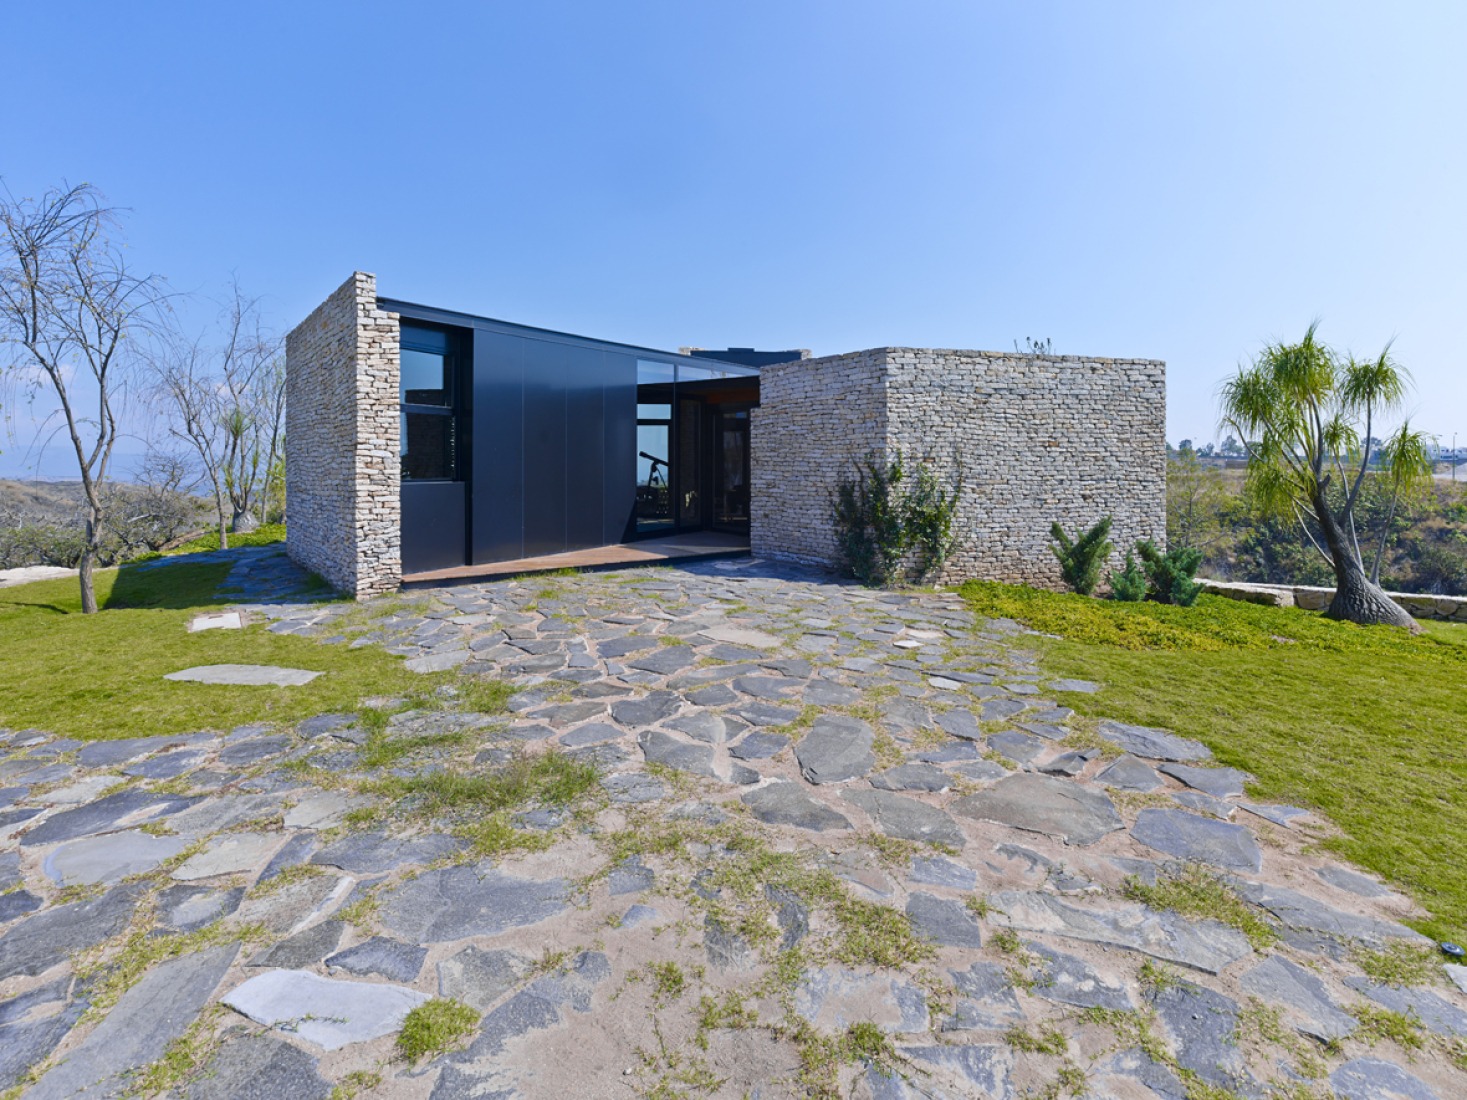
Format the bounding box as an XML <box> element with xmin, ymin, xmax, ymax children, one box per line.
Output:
<box><xmin>3</xmin><ymin>1</ymin><xmax>1464</xmax><ymax>476</ymax></box>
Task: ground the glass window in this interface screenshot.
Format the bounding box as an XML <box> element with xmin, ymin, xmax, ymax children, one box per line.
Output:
<box><xmin>637</xmin><ymin>403</ymin><xmax>672</xmax><ymax>419</ymax></box>
<box><xmin>637</xmin><ymin>359</ymin><xmax>676</xmax><ymax>385</ymax></box>
<box><xmin>401</xmin><ymin>411</ymin><xmax>456</xmax><ymax>481</ymax></box>
<box><xmin>401</xmin><ymin>348</ymin><xmax>449</xmax><ymax>406</ymax></box>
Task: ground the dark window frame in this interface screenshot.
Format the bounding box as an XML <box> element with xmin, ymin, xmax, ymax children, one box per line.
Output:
<box><xmin>400</xmin><ymin>323</ymin><xmax>463</xmax><ymax>483</ymax></box>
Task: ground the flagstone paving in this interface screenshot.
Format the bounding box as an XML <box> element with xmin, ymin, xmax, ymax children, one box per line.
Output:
<box><xmin>1</xmin><ymin>551</ymin><xmax>1464</xmax><ymax>1097</ymax></box>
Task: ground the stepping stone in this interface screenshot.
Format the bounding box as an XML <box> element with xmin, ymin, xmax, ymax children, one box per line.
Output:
<box><xmin>1240</xmin><ymin>956</ymin><xmax>1355</xmax><ymax>1041</ymax></box>
<box><xmin>311</xmin><ymin>831</ymin><xmax>464</xmax><ymax>874</ymax></box>
<box><xmin>437</xmin><ymin>946</ymin><xmax>532</xmax><ymax>1011</ymax></box>
<box><xmin>1346</xmin><ymin>978</ymin><xmax>1467</xmax><ymax>1037</ymax></box>
<box><xmin>625</xmin><ymin>647</ymin><xmax>697</xmax><ymax>675</ymax></box>
<box><xmin>795</xmin><ymin>966</ymin><xmax>930</xmax><ymax>1034</ymax></box>
<box><xmin>1037</xmin><ymin>750</ymin><xmax>1096</xmax><ymax>777</ymax></box>
<box><xmin>1238</xmin><ymin>802</ymin><xmax>1311</xmax><ymax>827</ymax></box>
<box><xmin>559</xmin><ymin>722</ymin><xmax>623</xmax><ymax>748</ymax></box>
<box><xmin>1316</xmin><ymin>865</ymin><xmax>1395</xmax><ymax>898</ymax></box>
<box><xmin>687</xmin><ymin>684</ymin><xmax>739</xmax><ymax>707</ymax></box>
<box><xmin>326</xmin><ymin>936</ymin><xmax>427</xmax><ymax>982</ymax></box>
<box><xmin>0</xmin><ymin>883</ymin><xmax>145</xmax><ymax>981</ymax></box>
<box><xmin>985</xmin><ymin>730</ymin><xmax>1044</xmax><ymax>764</ymax></box>
<box><xmin>249</xmin><ymin>921</ymin><xmax>346</xmax><ymax>968</ymax></box>
<box><xmin>734</xmin><ymin>674</ymin><xmax>800</xmax><ymax>701</ymax></box>
<box><xmin>1130</xmin><ymin>808</ymin><xmax>1262</xmax><ymax>872</ymax></box>
<box><xmin>929</xmin><ymin>676</ymin><xmax>964</xmax><ymax>691</ymax></box>
<box><xmin>600</xmin><ymin>772</ymin><xmax>669</xmax><ymax>804</ymax></box>
<box><xmin>986</xmin><ymin>891</ymin><xmax>1252</xmax><ymax>974</ymax></box>
<box><xmin>164</xmin><ymin>664</ymin><xmax>322</xmax><ymax>686</ymax></box>
<box><xmin>124</xmin><ymin>750</ymin><xmax>206</xmax><ymax>779</ymax></box>
<box><xmin>1027</xmin><ymin>943</ymin><xmax>1132</xmax><ymax>1010</ymax></box>
<box><xmin>404</xmin><ymin>649</ymin><xmax>470</xmax><ymax>673</ymax></box>
<box><xmin>701</xmin><ymin>623</ymin><xmax>781</xmax><ymax>649</ymax></box>
<box><xmin>995</xmin><ymin>843</ymin><xmax>1094</xmax><ymax>893</ymax></box>
<box><xmin>843</xmin><ymin>789</ymin><xmax>964</xmax><ymax>848</ymax></box>
<box><xmin>803</xmin><ymin>681</ymin><xmax>862</xmax><ymax>707</ymax></box>
<box><xmin>742</xmin><ymin>782</ymin><xmax>852</xmax><ymax>832</ymax></box>
<box><xmin>184</xmin><ymin>1034</ymin><xmax>331</xmax><ymax>1100</ymax></box>
<box><xmin>218</xmin><ymin>736</ymin><xmax>293</xmax><ymax>766</ymax></box>
<box><xmin>0</xmin><ymin>891</ymin><xmax>42</xmax><ymax>924</ymax></box>
<box><xmin>906</xmin><ymin>892</ymin><xmax>984</xmax><ymax>947</ymax></box>
<box><xmin>380</xmin><ymin>862</ymin><xmax>569</xmax><ymax>942</ymax></box>
<box><xmin>1237</xmin><ymin>880</ymin><xmax>1429</xmax><ymax>947</ymax></box>
<box><xmin>1159</xmin><ymin>762</ymin><xmax>1249</xmax><ymax>798</ymax></box>
<box><xmin>0</xmin><ymin>995</ymin><xmax>85</xmax><ymax>1092</ymax></box>
<box><xmin>283</xmin><ymin>791</ymin><xmax>368</xmax><ymax>830</ymax></box>
<box><xmin>980</xmin><ymin>698</ymin><xmax>1028</xmax><ymax>722</ymax></box>
<box><xmin>297</xmin><ymin>713</ymin><xmax>357</xmax><ymax>738</ymax></box>
<box><xmin>1448</xmin><ymin>964</ymin><xmax>1467</xmax><ymax>997</ymax></box>
<box><xmin>1171</xmin><ymin>790</ymin><xmax>1235</xmax><ymax>819</ymax></box>
<box><xmin>1097</xmin><ymin>720</ymin><xmax>1211</xmax><ymax>762</ymax></box>
<box><xmin>729</xmin><ymin>731</ymin><xmax>790</xmax><ymax>760</ymax></box>
<box><xmin>223</xmin><ymin>969</ymin><xmax>429</xmax><ymax>1050</ymax></box>
<box><xmin>665</xmin><ymin>712</ymin><xmax>733</xmax><ymax>743</ymax></box>
<box><xmin>1332</xmin><ymin>1058</ymin><xmax>1440</xmax><ymax>1100</ymax></box>
<box><xmin>896</xmin><ymin>1045</ymin><xmax>1011</xmax><ymax>1099</ymax></box>
<box><xmin>638</xmin><ymin>729</ymin><xmax>718</xmax><ymax>778</ymax></box>
<box><xmin>597</xmin><ymin>636</ymin><xmax>658</xmax><ymax>658</ymax></box>
<box><xmin>610</xmin><ymin>691</ymin><xmax>682</xmax><ymax>726</ymax></box>
<box><xmin>155</xmin><ymin>884</ymin><xmax>245</xmax><ymax>934</ymax></box>
<box><xmin>19</xmin><ymin>787</ymin><xmax>198</xmax><ymax>847</ymax></box>
<box><xmin>25</xmin><ymin>944</ymin><xmax>238</xmax><ymax>1100</ymax></box>
<box><xmin>910</xmin><ymin>854</ymin><xmax>977</xmax><ymax>890</ymax></box>
<box><xmin>530</xmin><ymin>701</ymin><xmax>606</xmax><ymax>727</ymax></box>
<box><xmin>914</xmin><ymin>741</ymin><xmax>981</xmax><ymax>764</ymax></box>
<box><xmin>952</xmin><ymin>773</ymin><xmax>1122</xmax><ymax>846</ymax></box>
<box><xmin>795</xmin><ymin>715</ymin><xmax>875</xmax><ymax>784</ymax></box>
<box><xmin>188</xmin><ymin>611</ymin><xmax>242</xmax><ymax>632</ymax></box>
<box><xmin>1149</xmin><ymin>982</ymin><xmax>1256</xmax><ymax>1097</ymax></box>
<box><xmin>1050</xmin><ymin>678</ymin><xmax>1101</xmax><ymax>693</ymax></box>
<box><xmin>44</xmin><ymin>830</ymin><xmax>186</xmax><ymax>886</ymax></box>
<box><xmin>173</xmin><ymin>832</ymin><xmax>281</xmax><ymax>881</ymax></box>
<box><xmin>734</xmin><ymin>701</ymin><xmax>801</xmax><ymax>726</ymax></box>
<box><xmin>944</xmin><ymin>962</ymin><xmax>1025</xmax><ymax>1030</ymax></box>
<box><xmin>76</xmin><ymin>734</ymin><xmax>193</xmax><ymax>767</ymax></box>
<box><xmin>870</xmin><ymin>763</ymin><xmax>951</xmax><ymax>792</ymax></box>
<box><xmin>608</xmin><ymin>856</ymin><xmax>655</xmax><ymax>895</ymax></box>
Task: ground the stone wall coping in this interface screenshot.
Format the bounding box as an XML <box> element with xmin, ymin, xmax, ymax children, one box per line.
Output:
<box><xmin>1201</xmin><ymin>579</ymin><xmax>1467</xmax><ymax>621</ymax></box>
<box><xmin>760</xmin><ymin>348</ymin><xmax>1166</xmax><ymax>370</ymax></box>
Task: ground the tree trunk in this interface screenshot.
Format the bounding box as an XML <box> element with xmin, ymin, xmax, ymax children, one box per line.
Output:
<box><xmin>78</xmin><ymin>518</ymin><xmax>99</xmax><ymax>615</ymax></box>
<box><xmin>230</xmin><ymin>506</ymin><xmax>258</xmax><ymax>534</ymax></box>
<box><xmin>1314</xmin><ymin>490</ymin><xmax>1419</xmax><ymax>632</ymax></box>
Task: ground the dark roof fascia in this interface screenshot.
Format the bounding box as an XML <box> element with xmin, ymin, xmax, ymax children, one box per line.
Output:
<box><xmin>379</xmin><ymin>296</ymin><xmax>759</xmax><ymax>374</ymax></box>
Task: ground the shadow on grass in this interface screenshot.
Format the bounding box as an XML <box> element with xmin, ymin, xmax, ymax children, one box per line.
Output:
<box><xmin>104</xmin><ymin>561</ymin><xmax>236</xmax><ymax>611</ymax></box>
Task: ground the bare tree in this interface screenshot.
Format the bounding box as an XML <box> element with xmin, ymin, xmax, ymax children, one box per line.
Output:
<box><xmin>152</xmin><ymin>282</ymin><xmax>284</xmax><ymax>549</ymax></box>
<box><xmin>0</xmin><ymin>182</ymin><xmax>166</xmax><ymax>612</ymax></box>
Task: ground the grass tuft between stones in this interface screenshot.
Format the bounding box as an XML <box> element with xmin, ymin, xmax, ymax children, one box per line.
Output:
<box><xmin>1122</xmin><ymin>864</ymin><xmax>1279</xmax><ymax>951</ymax></box>
<box><xmin>396</xmin><ymin>998</ymin><xmax>480</xmax><ymax>1062</ymax></box>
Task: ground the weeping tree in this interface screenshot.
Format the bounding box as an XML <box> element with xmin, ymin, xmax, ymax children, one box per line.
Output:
<box><xmin>1220</xmin><ymin>323</ymin><xmax>1434</xmax><ymax>630</ymax></box>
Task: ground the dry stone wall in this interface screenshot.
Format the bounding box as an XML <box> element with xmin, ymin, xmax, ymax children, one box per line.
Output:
<box><xmin>752</xmin><ymin>348</ymin><xmax>1166</xmax><ymax>587</ymax></box>
<box><xmin>284</xmin><ymin>272</ymin><xmax>401</xmax><ymax>598</ymax></box>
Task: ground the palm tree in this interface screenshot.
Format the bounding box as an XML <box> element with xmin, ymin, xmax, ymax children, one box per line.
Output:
<box><xmin>1219</xmin><ymin>323</ymin><xmax>1433</xmax><ymax>630</ymax></box>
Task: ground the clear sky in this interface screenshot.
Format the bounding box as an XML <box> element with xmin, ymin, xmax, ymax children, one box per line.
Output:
<box><xmin>3</xmin><ymin>1</ymin><xmax>1464</xmax><ymax>476</ymax></box>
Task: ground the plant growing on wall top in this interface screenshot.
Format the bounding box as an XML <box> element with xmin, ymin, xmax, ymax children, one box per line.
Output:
<box><xmin>1049</xmin><ymin>516</ymin><xmax>1112</xmax><ymax>596</ymax></box>
<box><xmin>832</xmin><ymin>451</ymin><xmax>960</xmax><ymax>587</ymax></box>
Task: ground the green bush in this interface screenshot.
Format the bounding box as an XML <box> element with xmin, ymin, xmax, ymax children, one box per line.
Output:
<box><xmin>832</xmin><ymin>452</ymin><xmax>959</xmax><ymax>587</ymax></box>
<box><xmin>1108</xmin><ymin>551</ymin><xmax>1147</xmax><ymax>602</ymax></box>
<box><xmin>1049</xmin><ymin>517</ymin><xmax>1113</xmax><ymax>596</ymax></box>
<box><xmin>1136</xmin><ymin>540</ymin><xmax>1204</xmax><ymax>606</ymax></box>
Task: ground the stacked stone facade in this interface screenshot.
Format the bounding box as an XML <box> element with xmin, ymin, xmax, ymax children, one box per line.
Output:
<box><xmin>284</xmin><ymin>272</ymin><xmax>401</xmax><ymax>598</ymax></box>
<box><xmin>751</xmin><ymin>348</ymin><xmax>1166</xmax><ymax>587</ymax></box>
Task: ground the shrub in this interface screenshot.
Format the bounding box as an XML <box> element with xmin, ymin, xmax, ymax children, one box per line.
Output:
<box><xmin>1108</xmin><ymin>551</ymin><xmax>1147</xmax><ymax>602</ymax></box>
<box><xmin>1049</xmin><ymin>517</ymin><xmax>1113</xmax><ymax>596</ymax></box>
<box><xmin>1136</xmin><ymin>540</ymin><xmax>1204</xmax><ymax>606</ymax></box>
<box><xmin>832</xmin><ymin>452</ymin><xmax>959</xmax><ymax>587</ymax></box>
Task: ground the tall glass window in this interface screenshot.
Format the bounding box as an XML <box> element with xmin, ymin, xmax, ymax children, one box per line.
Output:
<box><xmin>635</xmin><ymin>360</ymin><xmax>675</xmax><ymax>533</ymax></box>
<box><xmin>400</xmin><ymin>325</ymin><xmax>460</xmax><ymax>481</ymax></box>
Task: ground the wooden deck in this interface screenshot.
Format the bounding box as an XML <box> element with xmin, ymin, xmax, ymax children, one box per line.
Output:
<box><xmin>401</xmin><ymin>531</ymin><xmax>750</xmax><ymax>587</ymax></box>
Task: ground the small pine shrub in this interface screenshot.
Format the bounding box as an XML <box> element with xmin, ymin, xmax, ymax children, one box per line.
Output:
<box><xmin>1136</xmin><ymin>540</ymin><xmax>1204</xmax><ymax>606</ymax></box>
<box><xmin>1108</xmin><ymin>551</ymin><xmax>1147</xmax><ymax>602</ymax></box>
<box><xmin>832</xmin><ymin>452</ymin><xmax>960</xmax><ymax>587</ymax></box>
<box><xmin>902</xmin><ymin>460</ymin><xmax>961</xmax><ymax>581</ymax></box>
<box><xmin>1049</xmin><ymin>517</ymin><xmax>1113</xmax><ymax>596</ymax></box>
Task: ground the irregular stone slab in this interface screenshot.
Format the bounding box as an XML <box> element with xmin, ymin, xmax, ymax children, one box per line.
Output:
<box><xmin>297</xmin><ymin>713</ymin><xmax>357</xmax><ymax>738</ymax></box>
<box><xmin>1331</xmin><ymin>1058</ymin><xmax>1440</xmax><ymax>1100</ymax></box>
<box><xmin>980</xmin><ymin>697</ymin><xmax>1029</xmax><ymax>723</ymax></box>
<box><xmin>952</xmin><ymin>760</ymin><xmax>1009</xmax><ymax>783</ymax></box>
<box><xmin>1448</xmin><ymin>964</ymin><xmax>1467</xmax><ymax>996</ymax></box>
<box><xmin>609</xmin><ymin>856</ymin><xmax>655</xmax><ymax>895</ymax></box>
<box><xmin>1131</xmin><ymin>808</ymin><xmax>1262</xmax><ymax>872</ymax></box>
<box><xmin>223</xmin><ymin>969</ymin><xmax>429</xmax><ymax>1050</ymax></box>
<box><xmin>1094</xmin><ymin>1049</ymin><xmax>1187</xmax><ymax>1100</ymax></box>
<box><xmin>795</xmin><ymin>714</ymin><xmax>875</xmax><ymax>784</ymax></box>
<box><xmin>610</xmin><ymin>691</ymin><xmax>682</xmax><ymax>726</ymax></box>
<box><xmin>19</xmin><ymin>787</ymin><xmax>198</xmax><ymax>847</ymax></box>
<box><xmin>803</xmin><ymin>680</ymin><xmax>861</xmax><ymax>706</ymax></box>
<box><xmin>1159</xmin><ymin>762</ymin><xmax>1249</xmax><ymax>798</ymax></box>
<box><xmin>767</xmin><ymin>884</ymin><xmax>809</xmax><ymax>951</ymax></box>
<box><xmin>906</xmin><ymin>892</ymin><xmax>983</xmax><ymax>947</ymax></box>
<box><xmin>898</xmin><ymin>1045</ymin><xmax>1012</xmax><ymax>1100</ymax></box>
<box><xmin>638</xmin><ymin>729</ymin><xmax>717</xmax><ymax>778</ymax></box>
<box><xmin>733</xmin><ymin>674</ymin><xmax>800</xmax><ymax>701</ymax></box>
<box><xmin>985</xmin><ymin>730</ymin><xmax>1044</xmax><ymax>764</ymax></box>
<box><xmin>995</xmin><ymin>843</ymin><xmax>1094</xmax><ymax>893</ymax></box>
<box><xmin>529</xmin><ymin>701</ymin><xmax>605</xmax><ymax>727</ymax></box>
<box><xmin>44</xmin><ymin>829</ymin><xmax>186</xmax><ymax>886</ymax></box>
<box><xmin>189</xmin><ymin>611</ymin><xmax>243</xmax><ymax>632</ymax></box>
<box><xmin>1172</xmin><ymin>790</ymin><xmax>1235</xmax><ymax>819</ymax></box>
<box><xmin>0</xmin><ymin>882</ymin><xmax>144</xmax><ymax>980</ymax></box>
<box><xmin>1316</xmin><ymin>865</ymin><xmax>1395</xmax><ymax>898</ymax></box>
<box><xmin>43</xmin><ymin>775</ymin><xmax>127</xmax><ymax>804</ymax></box>
<box><xmin>155</xmin><ymin>884</ymin><xmax>245</xmax><ymax>934</ymax></box>
<box><xmin>952</xmin><ymin>773</ymin><xmax>1122</xmax><ymax>846</ymax></box>
<box><xmin>311</xmin><ymin>831</ymin><xmax>465</xmax><ymax>874</ymax></box>
<box><xmin>1027</xmin><ymin>944</ymin><xmax>1132</xmax><ymax>1010</ymax></box>
<box><xmin>704</xmin><ymin>916</ymin><xmax>754</xmax><ymax>970</ymax></box>
<box><xmin>283</xmin><ymin>791</ymin><xmax>367</xmax><ymax>830</ymax></box>
<box><xmin>1240</xmin><ymin>956</ymin><xmax>1355</xmax><ymax>1041</ymax></box>
<box><xmin>843</xmin><ymin>789</ymin><xmax>964</xmax><ymax>848</ymax></box>
<box><xmin>600</xmin><ymin>772</ymin><xmax>669</xmax><ymax>804</ymax></box>
<box><xmin>258</xmin><ymin>832</ymin><xmax>316</xmax><ymax>885</ymax></box>
<box><xmin>165</xmin><ymin>663</ymin><xmax>322</xmax><ymax>686</ymax></box>
<box><xmin>733</xmin><ymin>701</ymin><xmax>801</xmax><ymax>726</ymax></box>
<box><xmin>597</xmin><ymin>636</ymin><xmax>658</xmax><ymax>658</ymax></box>
<box><xmin>702</xmin><ymin>623</ymin><xmax>782</xmax><ymax>649</ymax></box>
<box><xmin>986</xmin><ymin>891</ymin><xmax>1252</xmax><ymax>974</ymax></box>
<box><xmin>625</xmin><ymin>647</ymin><xmax>697</xmax><ymax>675</ymax></box>
<box><xmin>1097</xmin><ymin>720</ymin><xmax>1211</xmax><ymax>762</ymax></box>
<box><xmin>327</xmin><ymin>936</ymin><xmax>427</xmax><ymax>982</ymax></box>
<box><xmin>173</xmin><ymin>831</ymin><xmax>281</xmax><ymax>881</ymax></box>
<box><xmin>1050</xmin><ymin>678</ymin><xmax>1101</xmax><ymax>693</ymax></box>
<box><xmin>1238</xmin><ymin>802</ymin><xmax>1312</xmax><ymax>827</ymax></box>
<box><xmin>78</xmin><ymin>734</ymin><xmax>192</xmax><ymax>767</ymax></box>
<box><xmin>944</xmin><ymin>962</ymin><xmax>1025</xmax><ymax>1030</ymax></box>
<box><xmin>665</xmin><ymin>712</ymin><xmax>733</xmax><ymax>744</ymax></box>
<box><xmin>0</xmin><ymin>889</ymin><xmax>42</xmax><ymax>923</ymax></box>
<box><xmin>1235</xmin><ymin>881</ymin><xmax>1429</xmax><ymax>946</ymax></box>
<box><xmin>1037</xmin><ymin>750</ymin><xmax>1096</xmax><ymax>777</ymax></box>
<box><xmin>249</xmin><ymin>921</ymin><xmax>346</xmax><ymax>968</ymax></box>
<box><xmin>26</xmin><ymin>943</ymin><xmax>237</xmax><ymax>1100</ymax></box>
<box><xmin>742</xmin><ymin>781</ymin><xmax>852</xmax><ymax>832</ymax></box>
<box><xmin>910</xmin><ymin>854</ymin><xmax>977</xmax><ymax>890</ymax></box>
<box><xmin>405</xmin><ymin>649</ymin><xmax>470</xmax><ymax>673</ymax></box>
<box><xmin>729</xmin><ymin>731</ymin><xmax>790</xmax><ymax>760</ymax></box>
<box><xmin>1150</xmin><ymin>982</ymin><xmax>1256</xmax><ymax>1097</ymax></box>
<box><xmin>168</xmin><ymin>793</ymin><xmax>282</xmax><ymax>837</ymax></box>
<box><xmin>124</xmin><ymin>749</ymin><xmax>206</xmax><ymax>779</ymax></box>
<box><xmin>0</xmin><ymin>997</ymin><xmax>85</xmax><ymax>1091</ymax></box>
<box><xmin>184</xmin><ymin>1033</ymin><xmax>332</xmax><ymax>1100</ymax></box>
<box><xmin>559</xmin><ymin>722</ymin><xmax>624</xmax><ymax>748</ymax></box>
<box><xmin>687</xmin><ymin>684</ymin><xmax>739</xmax><ymax>707</ymax></box>
<box><xmin>870</xmin><ymin>763</ymin><xmax>951</xmax><ymax>792</ymax></box>
<box><xmin>380</xmin><ymin>862</ymin><xmax>569</xmax><ymax>942</ymax></box>
<box><xmin>437</xmin><ymin>946</ymin><xmax>533</xmax><ymax>1011</ymax></box>
<box><xmin>796</xmin><ymin>966</ymin><xmax>930</xmax><ymax>1034</ymax></box>
<box><xmin>1346</xmin><ymin>978</ymin><xmax>1467</xmax><ymax>1037</ymax></box>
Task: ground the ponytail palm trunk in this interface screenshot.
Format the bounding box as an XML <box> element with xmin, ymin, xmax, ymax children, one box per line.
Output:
<box><xmin>1221</xmin><ymin>323</ymin><xmax>1430</xmax><ymax>632</ymax></box>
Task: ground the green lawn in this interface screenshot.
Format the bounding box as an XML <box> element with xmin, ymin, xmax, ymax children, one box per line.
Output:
<box><xmin>0</xmin><ymin>559</ymin><xmax>443</xmax><ymax>740</ymax></box>
<box><xmin>961</xmin><ymin>581</ymin><xmax>1467</xmax><ymax>944</ymax></box>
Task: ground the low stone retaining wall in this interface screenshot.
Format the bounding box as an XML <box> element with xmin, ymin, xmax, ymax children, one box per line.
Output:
<box><xmin>1202</xmin><ymin>579</ymin><xmax>1467</xmax><ymax>622</ymax></box>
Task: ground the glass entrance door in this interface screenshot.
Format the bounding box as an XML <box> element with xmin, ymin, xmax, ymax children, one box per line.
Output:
<box><xmin>715</xmin><ymin>409</ymin><xmax>750</xmax><ymax>532</ymax></box>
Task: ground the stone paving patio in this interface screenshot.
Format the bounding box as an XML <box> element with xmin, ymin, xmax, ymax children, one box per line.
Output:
<box><xmin>1</xmin><ymin>550</ymin><xmax>1465</xmax><ymax>1098</ymax></box>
